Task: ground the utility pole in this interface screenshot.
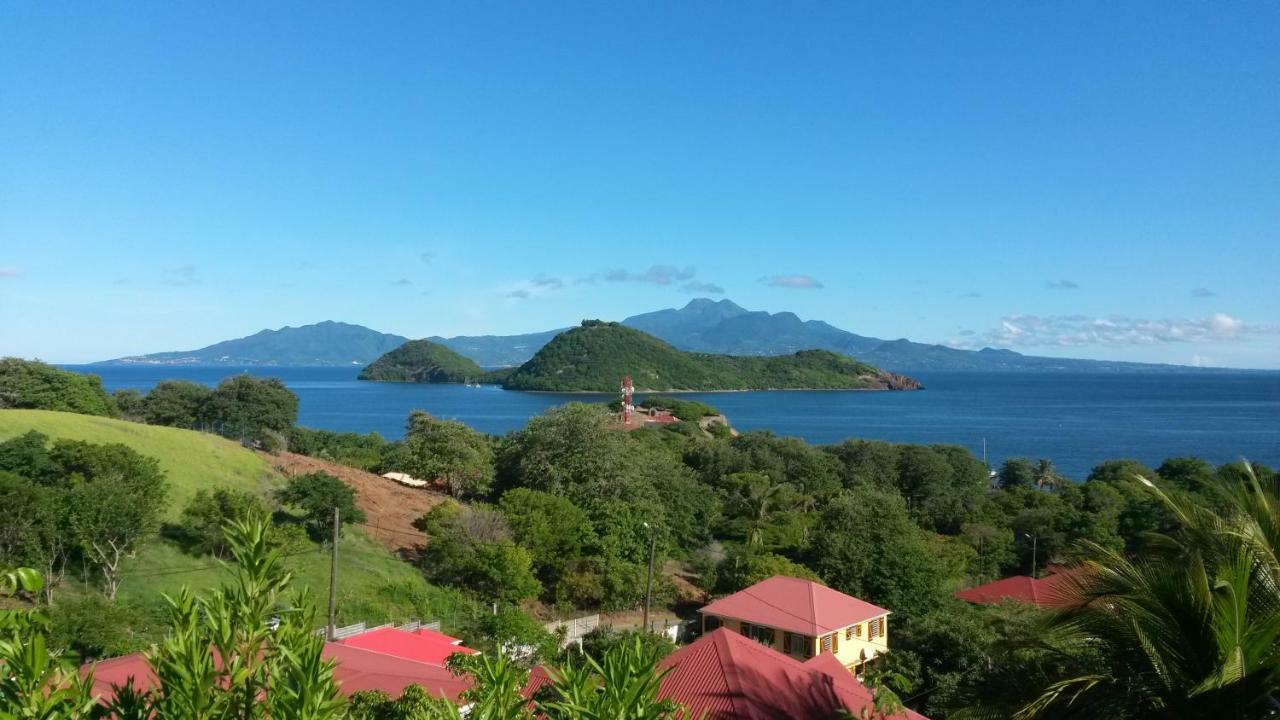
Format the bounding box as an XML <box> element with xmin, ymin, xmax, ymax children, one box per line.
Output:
<box><xmin>1024</xmin><ymin>532</ymin><xmax>1037</xmax><ymax>579</ymax></box>
<box><xmin>327</xmin><ymin>507</ymin><xmax>339</xmax><ymax>640</ymax></box>
<box><xmin>642</xmin><ymin>522</ymin><xmax>657</xmax><ymax>633</ymax></box>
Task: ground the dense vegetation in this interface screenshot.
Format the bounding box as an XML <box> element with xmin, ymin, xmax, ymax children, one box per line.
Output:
<box><xmin>359</xmin><ymin>339</ymin><xmax>486</xmax><ymax>383</ymax></box>
<box><xmin>0</xmin><ymin>358</ymin><xmax>116</xmax><ymax>416</ymax></box>
<box><xmin>498</xmin><ymin>320</ymin><xmax>919</xmax><ymax>392</ymax></box>
<box><xmin>4</xmin><ymin>355</ymin><xmax>1278</xmax><ymax>718</ymax></box>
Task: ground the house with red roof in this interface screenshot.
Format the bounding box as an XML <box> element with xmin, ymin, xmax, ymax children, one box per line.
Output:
<box><xmin>86</xmin><ymin>641</ymin><xmax>473</xmax><ymax>706</ymax></box>
<box><xmin>337</xmin><ymin>625</ymin><xmax>478</xmax><ymax>667</ymax></box>
<box><xmin>83</xmin><ymin>624</ymin><xmax>478</xmax><ymax>707</ymax></box>
<box><xmin>698</xmin><ymin>576</ymin><xmax>890</xmax><ymax>673</ymax></box>
<box><xmin>656</xmin><ymin>628</ymin><xmax>928</xmax><ymax>720</ymax></box>
<box><xmin>953</xmin><ymin>566</ymin><xmax>1078</xmax><ymax>609</ymax></box>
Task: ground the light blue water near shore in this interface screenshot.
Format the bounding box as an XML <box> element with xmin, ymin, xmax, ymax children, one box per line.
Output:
<box><xmin>64</xmin><ymin>365</ymin><xmax>1280</xmax><ymax>481</ymax></box>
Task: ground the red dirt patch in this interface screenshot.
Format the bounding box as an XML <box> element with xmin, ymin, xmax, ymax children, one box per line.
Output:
<box><xmin>261</xmin><ymin>451</ymin><xmax>447</xmax><ymax>553</ymax></box>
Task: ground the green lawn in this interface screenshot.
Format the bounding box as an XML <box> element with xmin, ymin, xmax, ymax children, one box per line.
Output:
<box><xmin>0</xmin><ymin>409</ymin><xmax>278</xmax><ymax>520</ymax></box>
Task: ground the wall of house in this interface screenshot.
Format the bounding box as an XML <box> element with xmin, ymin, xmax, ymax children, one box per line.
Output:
<box><xmin>823</xmin><ymin>615</ymin><xmax>889</xmax><ymax>670</ymax></box>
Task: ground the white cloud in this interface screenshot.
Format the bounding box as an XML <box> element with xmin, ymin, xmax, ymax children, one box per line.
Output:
<box><xmin>949</xmin><ymin>312</ymin><xmax>1278</xmax><ymax>349</ymax></box>
<box><xmin>391</xmin><ymin>278</ymin><xmax>413</xmax><ymax>286</ymax></box>
<box><xmin>1191</xmin><ymin>287</ymin><xmax>1216</xmax><ymax>298</ymax></box>
<box><xmin>1046</xmin><ymin>279</ymin><xmax>1079</xmax><ymax>290</ymax></box>
<box><xmin>0</xmin><ymin>267</ymin><xmax>22</xmax><ymax>278</ymax></box>
<box><xmin>763</xmin><ymin>274</ymin><xmax>824</xmax><ymax>289</ymax></box>
<box><xmin>598</xmin><ymin>265</ymin><xmax>696</xmax><ymax>285</ymax></box>
<box><xmin>681</xmin><ymin>281</ymin><xmax>725</xmax><ymax>295</ymax></box>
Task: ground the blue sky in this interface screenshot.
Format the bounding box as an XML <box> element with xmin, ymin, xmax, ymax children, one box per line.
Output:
<box><xmin>2</xmin><ymin>2</ymin><xmax>1277</xmax><ymax>367</ymax></box>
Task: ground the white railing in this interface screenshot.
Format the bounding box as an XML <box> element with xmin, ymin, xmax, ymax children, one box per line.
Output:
<box><xmin>545</xmin><ymin>614</ymin><xmax>601</xmax><ymax>647</ymax></box>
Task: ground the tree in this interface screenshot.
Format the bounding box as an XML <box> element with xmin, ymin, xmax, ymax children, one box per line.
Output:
<box><xmin>141</xmin><ymin>380</ymin><xmax>213</xmax><ymax>429</ymax></box>
<box><xmin>201</xmin><ymin>374</ymin><xmax>298</xmax><ymax>440</ymax></box>
<box><xmin>715</xmin><ymin>546</ymin><xmax>820</xmax><ymax>593</ymax></box>
<box><xmin>808</xmin><ymin>488</ymin><xmax>946</xmax><ymax>619</ymax></box>
<box><xmin>0</xmin><ymin>357</ymin><xmax>116</xmax><ymax>417</ymax></box>
<box><xmin>498</xmin><ymin>488</ymin><xmax>595</xmax><ymax>589</ymax></box>
<box><xmin>274</xmin><ymin>472</ymin><xmax>365</xmax><ymax>541</ymax></box>
<box><xmin>722</xmin><ymin>472</ymin><xmax>798</xmax><ymax>547</ymax></box>
<box><xmin>403</xmin><ymin>411</ymin><xmax>495</xmax><ymax>499</ymax></box>
<box><xmin>113</xmin><ymin>388</ymin><xmax>146</xmax><ymax>421</ymax></box>
<box><xmin>1018</xmin><ymin>465</ymin><xmax>1280</xmax><ymax>719</ymax></box>
<box><xmin>67</xmin><ymin>469</ymin><xmax>167</xmax><ymax>599</ymax></box>
<box><xmin>0</xmin><ymin>430</ymin><xmax>61</xmax><ymax>484</ymax></box>
<box><xmin>998</xmin><ymin>458</ymin><xmax>1037</xmax><ymax>490</ymax></box>
<box><xmin>415</xmin><ymin>502</ymin><xmax>541</xmax><ymax>604</ymax></box>
<box><xmin>54</xmin><ymin>442</ymin><xmax>167</xmax><ymax>599</ymax></box>
<box><xmin>0</xmin><ymin>472</ymin><xmax>71</xmax><ymax>601</ymax></box>
<box><xmin>178</xmin><ymin>487</ymin><xmax>270</xmax><ymax>557</ymax></box>
<box><xmin>1033</xmin><ymin>458</ymin><xmax>1061</xmax><ymax>490</ymax></box>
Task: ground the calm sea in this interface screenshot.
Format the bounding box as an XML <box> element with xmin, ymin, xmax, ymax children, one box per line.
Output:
<box><xmin>64</xmin><ymin>365</ymin><xmax>1280</xmax><ymax>481</ymax></box>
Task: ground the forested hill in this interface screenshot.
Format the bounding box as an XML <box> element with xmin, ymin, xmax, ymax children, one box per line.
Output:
<box><xmin>358</xmin><ymin>339</ymin><xmax>485</xmax><ymax>383</ymax></box>
<box><xmin>98</xmin><ymin>321</ymin><xmax>409</xmax><ymax>367</ymax></box>
<box><xmin>499</xmin><ymin>320</ymin><xmax>921</xmax><ymax>392</ymax></box>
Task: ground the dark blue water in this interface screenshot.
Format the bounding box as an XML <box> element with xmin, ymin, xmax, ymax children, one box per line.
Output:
<box><xmin>66</xmin><ymin>365</ymin><xmax>1280</xmax><ymax>480</ymax></box>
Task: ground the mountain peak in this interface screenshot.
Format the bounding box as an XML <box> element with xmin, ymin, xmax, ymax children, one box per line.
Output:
<box><xmin>680</xmin><ymin>298</ymin><xmax>747</xmax><ymax>314</ymax></box>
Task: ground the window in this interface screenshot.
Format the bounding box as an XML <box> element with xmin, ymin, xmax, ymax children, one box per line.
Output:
<box><xmin>855</xmin><ymin>623</ymin><xmax>863</xmax><ymax>638</ymax></box>
<box><xmin>869</xmin><ymin>617</ymin><xmax>883</xmax><ymax>640</ymax></box>
<box><xmin>820</xmin><ymin>634</ymin><xmax>832</xmax><ymax>653</ymax></box>
<box><xmin>705</xmin><ymin>616</ymin><xmax>721</xmax><ymax>631</ymax></box>
<box><xmin>739</xmin><ymin>621</ymin><xmax>774</xmax><ymax>646</ymax></box>
<box><xmin>832</xmin><ymin>632</ymin><xmax>839</xmax><ymax>654</ymax></box>
<box><xmin>788</xmin><ymin>633</ymin><xmax>808</xmax><ymax>657</ymax></box>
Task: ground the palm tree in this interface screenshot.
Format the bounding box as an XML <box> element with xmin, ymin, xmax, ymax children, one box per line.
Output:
<box><xmin>729</xmin><ymin>473</ymin><xmax>793</xmax><ymax>547</ymax></box>
<box><xmin>1016</xmin><ymin>463</ymin><xmax>1280</xmax><ymax>719</ymax></box>
<box><xmin>1034</xmin><ymin>459</ymin><xmax>1060</xmax><ymax>491</ymax></box>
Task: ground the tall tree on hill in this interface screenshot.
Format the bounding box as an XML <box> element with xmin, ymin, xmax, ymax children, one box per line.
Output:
<box><xmin>403</xmin><ymin>411</ymin><xmax>495</xmax><ymax>499</ymax></box>
<box><xmin>201</xmin><ymin>375</ymin><xmax>298</xmax><ymax>442</ymax></box>
<box><xmin>141</xmin><ymin>379</ymin><xmax>213</xmax><ymax>429</ymax></box>
<box><xmin>274</xmin><ymin>472</ymin><xmax>365</xmax><ymax>541</ymax></box>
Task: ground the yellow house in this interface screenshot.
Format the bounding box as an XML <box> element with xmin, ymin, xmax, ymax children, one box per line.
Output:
<box><xmin>697</xmin><ymin>575</ymin><xmax>890</xmax><ymax>674</ymax></box>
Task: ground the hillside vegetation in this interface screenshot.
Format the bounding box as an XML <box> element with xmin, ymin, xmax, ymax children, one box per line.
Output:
<box><xmin>358</xmin><ymin>339</ymin><xmax>486</xmax><ymax>383</ymax></box>
<box><xmin>499</xmin><ymin>321</ymin><xmax>921</xmax><ymax>392</ymax></box>
<box><xmin>0</xmin><ymin>409</ymin><xmax>464</xmax><ymax>627</ymax></box>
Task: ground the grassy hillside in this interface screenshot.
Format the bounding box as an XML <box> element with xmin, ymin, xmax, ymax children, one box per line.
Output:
<box><xmin>500</xmin><ymin>321</ymin><xmax>921</xmax><ymax>392</ymax></box>
<box><xmin>0</xmin><ymin>409</ymin><xmax>275</xmax><ymax>519</ymax></box>
<box><xmin>358</xmin><ymin>339</ymin><xmax>486</xmax><ymax>383</ymax></box>
<box><xmin>0</xmin><ymin>409</ymin><xmax>469</xmax><ymax>629</ymax></box>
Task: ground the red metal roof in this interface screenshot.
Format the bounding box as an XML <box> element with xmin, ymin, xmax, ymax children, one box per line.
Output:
<box><xmin>698</xmin><ymin>576</ymin><xmax>889</xmax><ymax>637</ymax></box>
<box><xmin>953</xmin><ymin>569</ymin><xmax>1077</xmax><ymax>609</ymax></box>
<box><xmin>339</xmin><ymin>626</ymin><xmax>477</xmax><ymax>667</ymax></box>
<box><xmin>84</xmin><ymin>641</ymin><xmax>473</xmax><ymax>705</ymax></box>
<box><xmin>658</xmin><ymin>629</ymin><xmax>927</xmax><ymax>720</ymax></box>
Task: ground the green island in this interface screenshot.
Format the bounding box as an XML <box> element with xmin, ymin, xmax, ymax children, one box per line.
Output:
<box><xmin>360</xmin><ymin>321</ymin><xmax>922</xmax><ymax>392</ymax></box>
<box><xmin>357</xmin><ymin>338</ymin><xmax>486</xmax><ymax>383</ymax></box>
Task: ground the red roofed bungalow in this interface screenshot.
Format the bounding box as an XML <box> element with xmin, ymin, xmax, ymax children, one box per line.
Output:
<box><xmin>657</xmin><ymin>628</ymin><xmax>928</xmax><ymax>720</ymax></box>
<box><xmin>338</xmin><ymin>626</ymin><xmax>478</xmax><ymax>667</ymax></box>
<box><xmin>699</xmin><ymin>576</ymin><xmax>890</xmax><ymax>672</ymax></box>
<box><xmin>953</xmin><ymin>567</ymin><xmax>1079</xmax><ymax>609</ymax></box>
<box><xmin>84</xmin><ymin>633</ymin><xmax>475</xmax><ymax>706</ymax></box>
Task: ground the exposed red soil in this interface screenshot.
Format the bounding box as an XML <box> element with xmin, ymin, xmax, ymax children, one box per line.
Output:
<box><xmin>261</xmin><ymin>451</ymin><xmax>447</xmax><ymax>553</ymax></box>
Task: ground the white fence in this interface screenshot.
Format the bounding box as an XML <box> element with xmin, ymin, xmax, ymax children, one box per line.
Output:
<box><xmin>322</xmin><ymin>618</ymin><xmax>440</xmax><ymax>639</ymax></box>
<box><xmin>545</xmin><ymin>614</ymin><xmax>601</xmax><ymax>648</ymax></box>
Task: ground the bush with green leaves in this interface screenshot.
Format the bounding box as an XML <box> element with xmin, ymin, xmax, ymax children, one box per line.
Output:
<box><xmin>201</xmin><ymin>374</ymin><xmax>298</xmax><ymax>441</ymax></box>
<box><xmin>274</xmin><ymin>471</ymin><xmax>365</xmax><ymax>541</ymax></box>
<box><xmin>403</xmin><ymin>411</ymin><xmax>495</xmax><ymax>499</ymax></box>
<box><xmin>139</xmin><ymin>379</ymin><xmax>213</xmax><ymax>429</ymax></box>
<box><xmin>178</xmin><ymin>486</ymin><xmax>271</xmax><ymax>557</ymax></box>
<box><xmin>415</xmin><ymin>502</ymin><xmax>541</xmax><ymax>605</ymax></box>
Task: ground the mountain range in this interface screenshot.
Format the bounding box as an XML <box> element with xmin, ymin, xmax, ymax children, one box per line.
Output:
<box><xmin>98</xmin><ymin>299</ymin><xmax>1223</xmax><ymax>373</ymax></box>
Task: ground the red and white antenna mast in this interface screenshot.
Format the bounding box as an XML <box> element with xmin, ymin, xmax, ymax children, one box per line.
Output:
<box><xmin>621</xmin><ymin>375</ymin><xmax>634</xmax><ymax>424</ymax></box>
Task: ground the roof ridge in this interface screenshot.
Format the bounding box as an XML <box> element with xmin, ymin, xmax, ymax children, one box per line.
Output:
<box><xmin>710</xmin><ymin>630</ymin><xmax>746</xmax><ymax>719</ymax></box>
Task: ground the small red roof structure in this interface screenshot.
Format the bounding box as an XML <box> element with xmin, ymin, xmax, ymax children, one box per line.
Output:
<box><xmin>953</xmin><ymin>568</ymin><xmax>1078</xmax><ymax>609</ymax></box>
<box><xmin>657</xmin><ymin>628</ymin><xmax>927</xmax><ymax>720</ymax></box>
<box><xmin>698</xmin><ymin>576</ymin><xmax>889</xmax><ymax>636</ymax></box>
<box><xmin>338</xmin><ymin>626</ymin><xmax>477</xmax><ymax>667</ymax></box>
<box><xmin>85</xmin><ymin>638</ymin><xmax>474</xmax><ymax>705</ymax></box>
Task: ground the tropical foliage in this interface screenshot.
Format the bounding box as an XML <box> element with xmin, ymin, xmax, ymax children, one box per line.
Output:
<box><xmin>0</xmin><ymin>358</ymin><xmax>116</xmax><ymax>417</ymax></box>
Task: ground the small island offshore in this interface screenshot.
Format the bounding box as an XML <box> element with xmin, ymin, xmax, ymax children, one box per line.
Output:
<box><xmin>359</xmin><ymin>320</ymin><xmax>922</xmax><ymax>393</ymax></box>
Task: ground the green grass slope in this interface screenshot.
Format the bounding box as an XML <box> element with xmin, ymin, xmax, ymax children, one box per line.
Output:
<box><xmin>358</xmin><ymin>339</ymin><xmax>486</xmax><ymax>383</ymax></box>
<box><xmin>0</xmin><ymin>409</ymin><xmax>275</xmax><ymax>520</ymax></box>
<box><xmin>0</xmin><ymin>409</ymin><xmax>469</xmax><ymax>628</ymax></box>
<box><xmin>501</xmin><ymin>321</ymin><xmax>922</xmax><ymax>392</ymax></box>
